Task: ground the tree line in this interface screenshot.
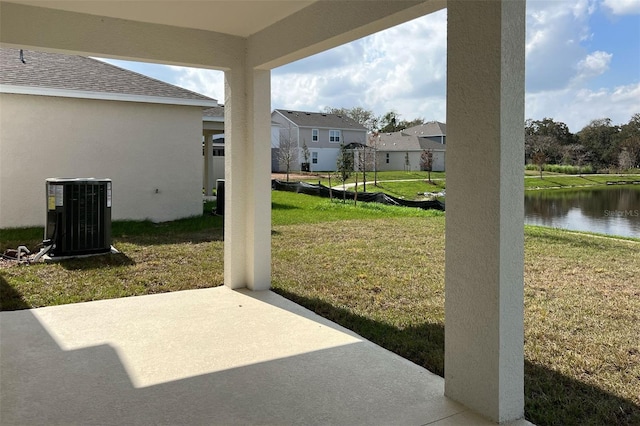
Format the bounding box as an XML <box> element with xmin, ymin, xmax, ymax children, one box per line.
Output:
<box><xmin>324</xmin><ymin>106</ymin><xmax>640</xmax><ymax>172</ymax></box>
<box><xmin>525</xmin><ymin>114</ymin><xmax>640</xmax><ymax>172</ymax></box>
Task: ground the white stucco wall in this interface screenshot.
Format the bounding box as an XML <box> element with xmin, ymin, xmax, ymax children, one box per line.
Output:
<box><xmin>377</xmin><ymin>151</ymin><xmax>419</xmax><ymax>171</ymax></box>
<box><xmin>308</xmin><ymin>147</ymin><xmax>340</xmax><ymax>172</ymax></box>
<box><xmin>0</xmin><ymin>93</ymin><xmax>204</xmax><ymax>228</ymax></box>
<box><xmin>432</xmin><ymin>151</ymin><xmax>445</xmax><ymax>172</ymax></box>
<box><xmin>375</xmin><ymin>151</ymin><xmax>446</xmax><ymax>172</ymax></box>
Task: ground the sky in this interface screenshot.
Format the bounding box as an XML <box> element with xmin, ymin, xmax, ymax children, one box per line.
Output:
<box><xmin>99</xmin><ymin>0</ymin><xmax>640</xmax><ymax>133</ymax></box>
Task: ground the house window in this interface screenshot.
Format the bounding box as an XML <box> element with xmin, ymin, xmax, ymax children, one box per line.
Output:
<box><xmin>386</xmin><ymin>153</ymin><xmax>390</xmax><ymax>164</ymax></box>
<box><xmin>329</xmin><ymin>130</ymin><xmax>341</xmax><ymax>143</ymax></box>
<box><xmin>312</xmin><ymin>129</ymin><xmax>319</xmax><ymax>142</ymax></box>
<box><xmin>312</xmin><ymin>152</ymin><xmax>318</xmax><ymax>164</ymax></box>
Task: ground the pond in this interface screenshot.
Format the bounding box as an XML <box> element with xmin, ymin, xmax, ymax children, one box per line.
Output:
<box><xmin>524</xmin><ymin>185</ymin><xmax>640</xmax><ymax>238</ymax></box>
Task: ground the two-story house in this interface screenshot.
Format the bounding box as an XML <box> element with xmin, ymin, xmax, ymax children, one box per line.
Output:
<box><xmin>271</xmin><ymin>109</ymin><xmax>368</xmax><ymax>172</ymax></box>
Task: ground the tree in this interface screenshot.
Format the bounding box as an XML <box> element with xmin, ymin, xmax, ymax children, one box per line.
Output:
<box><xmin>420</xmin><ymin>149</ymin><xmax>434</xmax><ymax>183</ymax></box>
<box><xmin>368</xmin><ymin>131</ymin><xmax>382</xmax><ymax>186</ymax></box>
<box><xmin>322</xmin><ymin>106</ymin><xmax>378</xmax><ymax>131</ymax></box>
<box><xmin>618</xmin><ymin>148</ymin><xmax>635</xmax><ymax>170</ymax></box>
<box><xmin>618</xmin><ymin>137</ymin><xmax>640</xmax><ymax>169</ymax></box>
<box><xmin>524</xmin><ymin>117</ymin><xmax>575</xmax><ymax>165</ymax></box>
<box><xmin>525</xmin><ymin>117</ymin><xmax>575</xmax><ymax>146</ymax></box>
<box><xmin>355</xmin><ymin>145</ymin><xmax>375</xmax><ymax>192</ymax></box>
<box><xmin>397</xmin><ymin>117</ymin><xmax>426</xmax><ymax>130</ymax></box>
<box><xmin>617</xmin><ymin>113</ymin><xmax>640</xmax><ymax>169</ymax></box>
<box><xmin>378</xmin><ymin>110</ymin><xmax>399</xmax><ymax>133</ymax></box>
<box><xmin>277</xmin><ymin>123</ymin><xmax>298</xmax><ymax>181</ymax></box>
<box><xmin>527</xmin><ymin>135</ymin><xmax>553</xmax><ymax>178</ymax></box>
<box><xmin>301</xmin><ymin>139</ymin><xmax>310</xmax><ymax>172</ymax></box>
<box><xmin>577</xmin><ymin>118</ymin><xmax>621</xmax><ymax>170</ymax></box>
<box><xmin>562</xmin><ymin>144</ymin><xmax>591</xmax><ymax>174</ymax></box>
<box><xmin>377</xmin><ymin>110</ymin><xmax>426</xmax><ymax>133</ymax></box>
<box><xmin>334</xmin><ymin>144</ymin><xmax>354</xmax><ymax>202</ymax></box>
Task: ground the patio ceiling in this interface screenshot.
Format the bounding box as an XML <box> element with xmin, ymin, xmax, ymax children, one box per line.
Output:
<box><xmin>0</xmin><ymin>1</ymin><xmax>445</xmax><ymax>69</ymax></box>
<box><xmin>12</xmin><ymin>1</ymin><xmax>316</xmax><ymax>37</ymax></box>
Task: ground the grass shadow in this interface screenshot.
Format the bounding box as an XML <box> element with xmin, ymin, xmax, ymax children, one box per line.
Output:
<box><xmin>578</xmin><ymin>176</ymin><xmax>603</xmax><ymax>184</ymax></box>
<box><xmin>0</xmin><ymin>275</ymin><xmax>31</xmax><ymax>310</ymax></box>
<box><xmin>272</xmin><ymin>287</ymin><xmax>445</xmax><ymax>376</ymax></box>
<box><xmin>271</xmin><ymin>202</ymin><xmax>301</xmax><ymax>211</ymax></box>
<box><xmin>525</xmin><ymin>361</ymin><xmax>640</xmax><ymax>425</ymax></box>
<box><xmin>115</xmin><ymin>229</ymin><xmax>224</xmax><ymax>246</ymax></box>
<box><xmin>538</xmin><ymin>178</ymin><xmax>567</xmax><ymax>187</ymax></box>
<box><xmin>58</xmin><ymin>252</ymin><xmax>136</xmax><ymax>271</ymax></box>
<box><xmin>272</xmin><ymin>287</ymin><xmax>640</xmax><ymax>425</ymax></box>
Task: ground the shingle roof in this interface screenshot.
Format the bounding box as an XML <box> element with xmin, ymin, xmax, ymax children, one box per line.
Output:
<box><xmin>274</xmin><ymin>109</ymin><xmax>367</xmax><ymax>131</ymax></box>
<box><xmin>0</xmin><ymin>48</ymin><xmax>215</xmax><ymax>103</ymax></box>
<box><xmin>203</xmin><ymin>105</ymin><xmax>225</xmax><ymax>118</ymax></box>
<box><xmin>400</xmin><ymin>122</ymin><xmax>446</xmax><ymax>137</ymax></box>
<box><xmin>375</xmin><ymin>122</ymin><xmax>446</xmax><ymax>152</ymax></box>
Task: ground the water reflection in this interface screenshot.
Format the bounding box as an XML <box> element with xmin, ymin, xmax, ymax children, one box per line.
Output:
<box><xmin>524</xmin><ymin>186</ymin><xmax>640</xmax><ymax>238</ymax></box>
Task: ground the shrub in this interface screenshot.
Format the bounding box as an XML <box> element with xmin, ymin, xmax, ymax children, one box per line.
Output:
<box><xmin>528</xmin><ymin>164</ymin><xmax>594</xmax><ymax>174</ymax></box>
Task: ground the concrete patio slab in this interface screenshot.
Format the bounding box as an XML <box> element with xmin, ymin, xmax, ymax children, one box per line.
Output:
<box><xmin>1</xmin><ymin>287</ymin><xmax>531</xmax><ymax>425</ymax></box>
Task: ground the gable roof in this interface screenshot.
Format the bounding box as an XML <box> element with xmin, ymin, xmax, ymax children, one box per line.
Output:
<box><xmin>273</xmin><ymin>109</ymin><xmax>367</xmax><ymax>131</ymax></box>
<box><xmin>203</xmin><ymin>105</ymin><xmax>225</xmax><ymax>121</ymax></box>
<box><xmin>400</xmin><ymin>121</ymin><xmax>446</xmax><ymax>137</ymax></box>
<box><xmin>375</xmin><ymin>122</ymin><xmax>447</xmax><ymax>152</ymax></box>
<box><xmin>0</xmin><ymin>48</ymin><xmax>217</xmax><ymax>107</ymax></box>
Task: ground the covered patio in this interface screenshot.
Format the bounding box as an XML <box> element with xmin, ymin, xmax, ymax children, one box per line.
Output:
<box><xmin>1</xmin><ymin>287</ymin><xmax>532</xmax><ymax>425</ymax></box>
<box><xmin>1</xmin><ymin>0</ymin><xmax>527</xmax><ymax>423</ymax></box>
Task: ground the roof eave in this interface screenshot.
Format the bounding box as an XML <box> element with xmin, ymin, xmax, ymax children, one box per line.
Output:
<box><xmin>203</xmin><ymin>116</ymin><xmax>225</xmax><ymax>122</ymax></box>
<box><xmin>0</xmin><ymin>85</ymin><xmax>218</xmax><ymax>107</ymax></box>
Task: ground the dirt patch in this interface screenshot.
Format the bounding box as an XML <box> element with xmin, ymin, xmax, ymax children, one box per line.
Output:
<box><xmin>271</xmin><ymin>173</ymin><xmax>327</xmax><ymax>181</ymax></box>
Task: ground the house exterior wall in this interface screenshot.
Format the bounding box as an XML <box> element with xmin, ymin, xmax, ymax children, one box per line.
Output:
<box><xmin>308</xmin><ymin>147</ymin><xmax>340</xmax><ymax>172</ymax></box>
<box><xmin>273</xmin><ymin>124</ymin><xmax>299</xmax><ymax>173</ymax></box>
<box><xmin>209</xmin><ymin>157</ymin><xmax>225</xmax><ymax>187</ymax></box>
<box><xmin>375</xmin><ymin>150</ymin><xmax>445</xmax><ymax>172</ymax></box>
<box><xmin>432</xmin><ymin>151</ymin><xmax>445</xmax><ymax>171</ymax></box>
<box><xmin>300</xmin><ymin>127</ymin><xmax>366</xmax><ymax>149</ymax></box>
<box><xmin>270</xmin><ymin>112</ymin><xmax>366</xmax><ymax>172</ymax></box>
<box><xmin>376</xmin><ymin>151</ymin><xmax>420</xmax><ymax>171</ymax></box>
<box><xmin>0</xmin><ymin>93</ymin><xmax>203</xmax><ymax>228</ymax></box>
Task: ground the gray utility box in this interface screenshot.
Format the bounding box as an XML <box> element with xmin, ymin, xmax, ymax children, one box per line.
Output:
<box><xmin>45</xmin><ymin>178</ymin><xmax>112</xmax><ymax>257</ymax></box>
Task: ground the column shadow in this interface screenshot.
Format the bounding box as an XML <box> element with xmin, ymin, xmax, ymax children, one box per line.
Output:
<box><xmin>272</xmin><ymin>287</ymin><xmax>640</xmax><ymax>425</ymax></box>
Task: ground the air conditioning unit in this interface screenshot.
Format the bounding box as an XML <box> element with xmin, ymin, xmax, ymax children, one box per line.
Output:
<box><xmin>45</xmin><ymin>178</ymin><xmax>112</xmax><ymax>258</ymax></box>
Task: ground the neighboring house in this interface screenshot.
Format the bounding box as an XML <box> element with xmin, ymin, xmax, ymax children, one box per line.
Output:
<box><xmin>271</xmin><ymin>109</ymin><xmax>367</xmax><ymax>172</ymax></box>
<box><xmin>202</xmin><ymin>105</ymin><xmax>225</xmax><ymax>195</ymax></box>
<box><xmin>372</xmin><ymin>122</ymin><xmax>447</xmax><ymax>172</ymax></box>
<box><xmin>0</xmin><ymin>48</ymin><xmax>218</xmax><ymax>228</ymax></box>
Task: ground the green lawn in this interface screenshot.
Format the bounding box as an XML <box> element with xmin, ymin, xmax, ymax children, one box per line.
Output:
<box><xmin>302</xmin><ymin>171</ymin><xmax>640</xmax><ymax>200</ymax></box>
<box><xmin>301</xmin><ymin>170</ymin><xmax>446</xmax><ymax>187</ymax></box>
<box><xmin>1</xmin><ymin>192</ymin><xmax>639</xmax><ymax>425</ymax></box>
<box><xmin>524</xmin><ymin>173</ymin><xmax>640</xmax><ymax>189</ymax></box>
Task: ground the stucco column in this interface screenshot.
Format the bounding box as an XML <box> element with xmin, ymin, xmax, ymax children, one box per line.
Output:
<box><xmin>224</xmin><ymin>67</ymin><xmax>272</xmax><ymax>290</ymax></box>
<box><xmin>444</xmin><ymin>0</ymin><xmax>525</xmax><ymax>423</ymax></box>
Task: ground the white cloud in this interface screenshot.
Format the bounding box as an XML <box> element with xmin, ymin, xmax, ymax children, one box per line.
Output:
<box><xmin>168</xmin><ymin>66</ymin><xmax>224</xmax><ymax>103</ymax></box>
<box><xmin>602</xmin><ymin>0</ymin><xmax>640</xmax><ymax>15</ymax></box>
<box><xmin>526</xmin><ymin>83</ymin><xmax>640</xmax><ymax>131</ymax></box>
<box><xmin>575</xmin><ymin>50</ymin><xmax>613</xmax><ymax>79</ymax></box>
<box><xmin>271</xmin><ymin>10</ymin><xmax>447</xmax><ymax>122</ymax></box>
<box><xmin>158</xmin><ymin>3</ymin><xmax>636</xmax><ymax>134</ymax></box>
<box><xmin>525</xmin><ymin>0</ymin><xmax>596</xmax><ymax>92</ymax></box>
